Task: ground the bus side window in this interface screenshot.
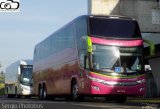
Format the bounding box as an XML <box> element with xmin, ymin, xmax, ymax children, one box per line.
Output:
<box><xmin>79</xmin><ymin>50</ymin><xmax>85</xmax><ymax>68</ymax></box>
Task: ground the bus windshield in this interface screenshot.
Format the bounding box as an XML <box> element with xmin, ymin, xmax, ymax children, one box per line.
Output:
<box><xmin>20</xmin><ymin>65</ymin><xmax>33</xmax><ymax>86</ymax></box>
<box><xmin>89</xmin><ymin>17</ymin><xmax>141</xmax><ymax>38</ymax></box>
<box><xmin>92</xmin><ymin>44</ymin><xmax>143</xmax><ymax>74</ymax></box>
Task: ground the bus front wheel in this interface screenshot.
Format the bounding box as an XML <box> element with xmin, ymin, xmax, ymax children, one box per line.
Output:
<box><xmin>71</xmin><ymin>81</ymin><xmax>78</xmax><ymax>101</ymax></box>
<box><xmin>71</xmin><ymin>81</ymin><xmax>84</xmax><ymax>101</ymax></box>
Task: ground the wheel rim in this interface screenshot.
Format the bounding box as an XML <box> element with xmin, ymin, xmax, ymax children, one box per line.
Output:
<box><xmin>72</xmin><ymin>83</ymin><xmax>78</xmax><ymax>100</ymax></box>
<box><xmin>43</xmin><ymin>88</ymin><xmax>46</xmax><ymax>99</ymax></box>
<box><xmin>39</xmin><ymin>87</ymin><xmax>43</xmax><ymax>99</ymax></box>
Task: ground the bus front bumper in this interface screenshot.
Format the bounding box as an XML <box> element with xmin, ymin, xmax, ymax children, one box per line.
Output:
<box><xmin>90</xmin><ymin>81</ymin><xmax>145</xmax><ymax>96</ymax></box>
<box><xmin>20</xmin><ymin>84</ymin><xmax>32</xmax><ymax>95</ymax></box>
<box><xmin>88</xmin><ymin>73</ymin><xmax>146</xmax><ymax>96</ymax></box>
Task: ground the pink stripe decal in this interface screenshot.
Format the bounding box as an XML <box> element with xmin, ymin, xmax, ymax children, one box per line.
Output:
<box><xmin>90</xmin><ymin>37</ymin><xmax>143</xmax><ymax>47</ymax></box>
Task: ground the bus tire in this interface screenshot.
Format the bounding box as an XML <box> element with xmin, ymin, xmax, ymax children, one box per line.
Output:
<box><xmin>71</xmin><ymin>81</ymin><xmax>78</xmax><ymax>101</ymax></box>
<box><xmin>38</xmin><ymin>85</ymin><xmax>43</xmax><ymax>100</ymax></box>
<box><xmin>71</xmin><ymin>81</ymin><xmax>84</xmax><ymax>101</ymax></box>
<box><xmin>43</xmin><ymin>85</ymin><xmax>47</xmax><ymax>100</ymax></box>
<box><xmin>38</xmin><ymin>84</ymin><xmax>47</xmax><ymax>100</ymax></box>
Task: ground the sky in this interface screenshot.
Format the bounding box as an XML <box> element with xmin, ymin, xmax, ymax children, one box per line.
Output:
<box><xmin>0</xmin><ymin>0</ymin><xmax>87</xmax><ymax>71</ymax></box>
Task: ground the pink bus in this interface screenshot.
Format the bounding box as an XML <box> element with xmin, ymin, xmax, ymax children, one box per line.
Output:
<box><xmin>33</xmin><ymin>15</ymin><xmax>145</xmax><ymax>102</ymax></box>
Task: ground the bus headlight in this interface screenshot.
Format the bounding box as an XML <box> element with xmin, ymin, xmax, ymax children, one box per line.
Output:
<box><xmin>136</xmin><ymin>79</ymin><xmax>146</xmax><ymax>84</ymax></box>
<box><xmin>103</xmin><ymin>81</ymin><xmax>118</xmax><ymax>85</ymax></box>
<box><xmin>89</xmin><ymin>76</ymin><xmax>118</xmax><ymax>85</ymax></box>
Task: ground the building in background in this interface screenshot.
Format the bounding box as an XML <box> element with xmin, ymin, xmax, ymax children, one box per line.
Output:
<box><xmin>88</xmin><ymin>0</ymin><xmax>160</xmax><ymax>32</ymax></box>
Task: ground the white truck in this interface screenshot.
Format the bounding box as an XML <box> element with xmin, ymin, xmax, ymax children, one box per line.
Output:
<box><xmin>5</xmin><ymin>59</ymin><xmax>33</xmax><ymax>98</ymax></box>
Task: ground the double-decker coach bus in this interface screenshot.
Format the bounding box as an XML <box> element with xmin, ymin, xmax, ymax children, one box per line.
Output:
<box><xmin>33</xmin><ymin>15</ymin><xmax>145</xmax><ymax>102</ymax></box>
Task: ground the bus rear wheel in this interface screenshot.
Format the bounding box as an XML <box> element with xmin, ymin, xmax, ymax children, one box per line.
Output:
<box><xmin>38</xmin><ymin>84</ymin><xmax>47</xmax><ymax>100</ymax></box>
<box><xmin>39</xmin><ymin>86</ymin><xmax>43</xmax><ymax>100</ymax></box>
<box><xmin>43</xmin><ymin>85</ymin><xmax>47</xmax><ymax>100</ymax></box>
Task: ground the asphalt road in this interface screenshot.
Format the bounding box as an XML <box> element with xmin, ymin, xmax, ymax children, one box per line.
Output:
<box><xmin>0</xmin><ymin>96</ymin><xmax>159</xmax><ymax>109</ymax></box>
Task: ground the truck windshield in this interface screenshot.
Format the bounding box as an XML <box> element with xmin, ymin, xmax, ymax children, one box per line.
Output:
<box><xmin>92</xmin><ymin>44</ymin><xmax>143</xmax><ymax>74</ymax></box>
<box><xmin>20</xmin><ymin>65</ymin><xmax>33</xmax><ymax>86</ymax></box>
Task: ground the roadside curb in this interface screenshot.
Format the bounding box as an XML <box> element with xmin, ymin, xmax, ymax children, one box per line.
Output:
<box><xmin>127</xmin><ymin>98</ymin><xmax>160</xmax><ymax>104</ymax></box>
